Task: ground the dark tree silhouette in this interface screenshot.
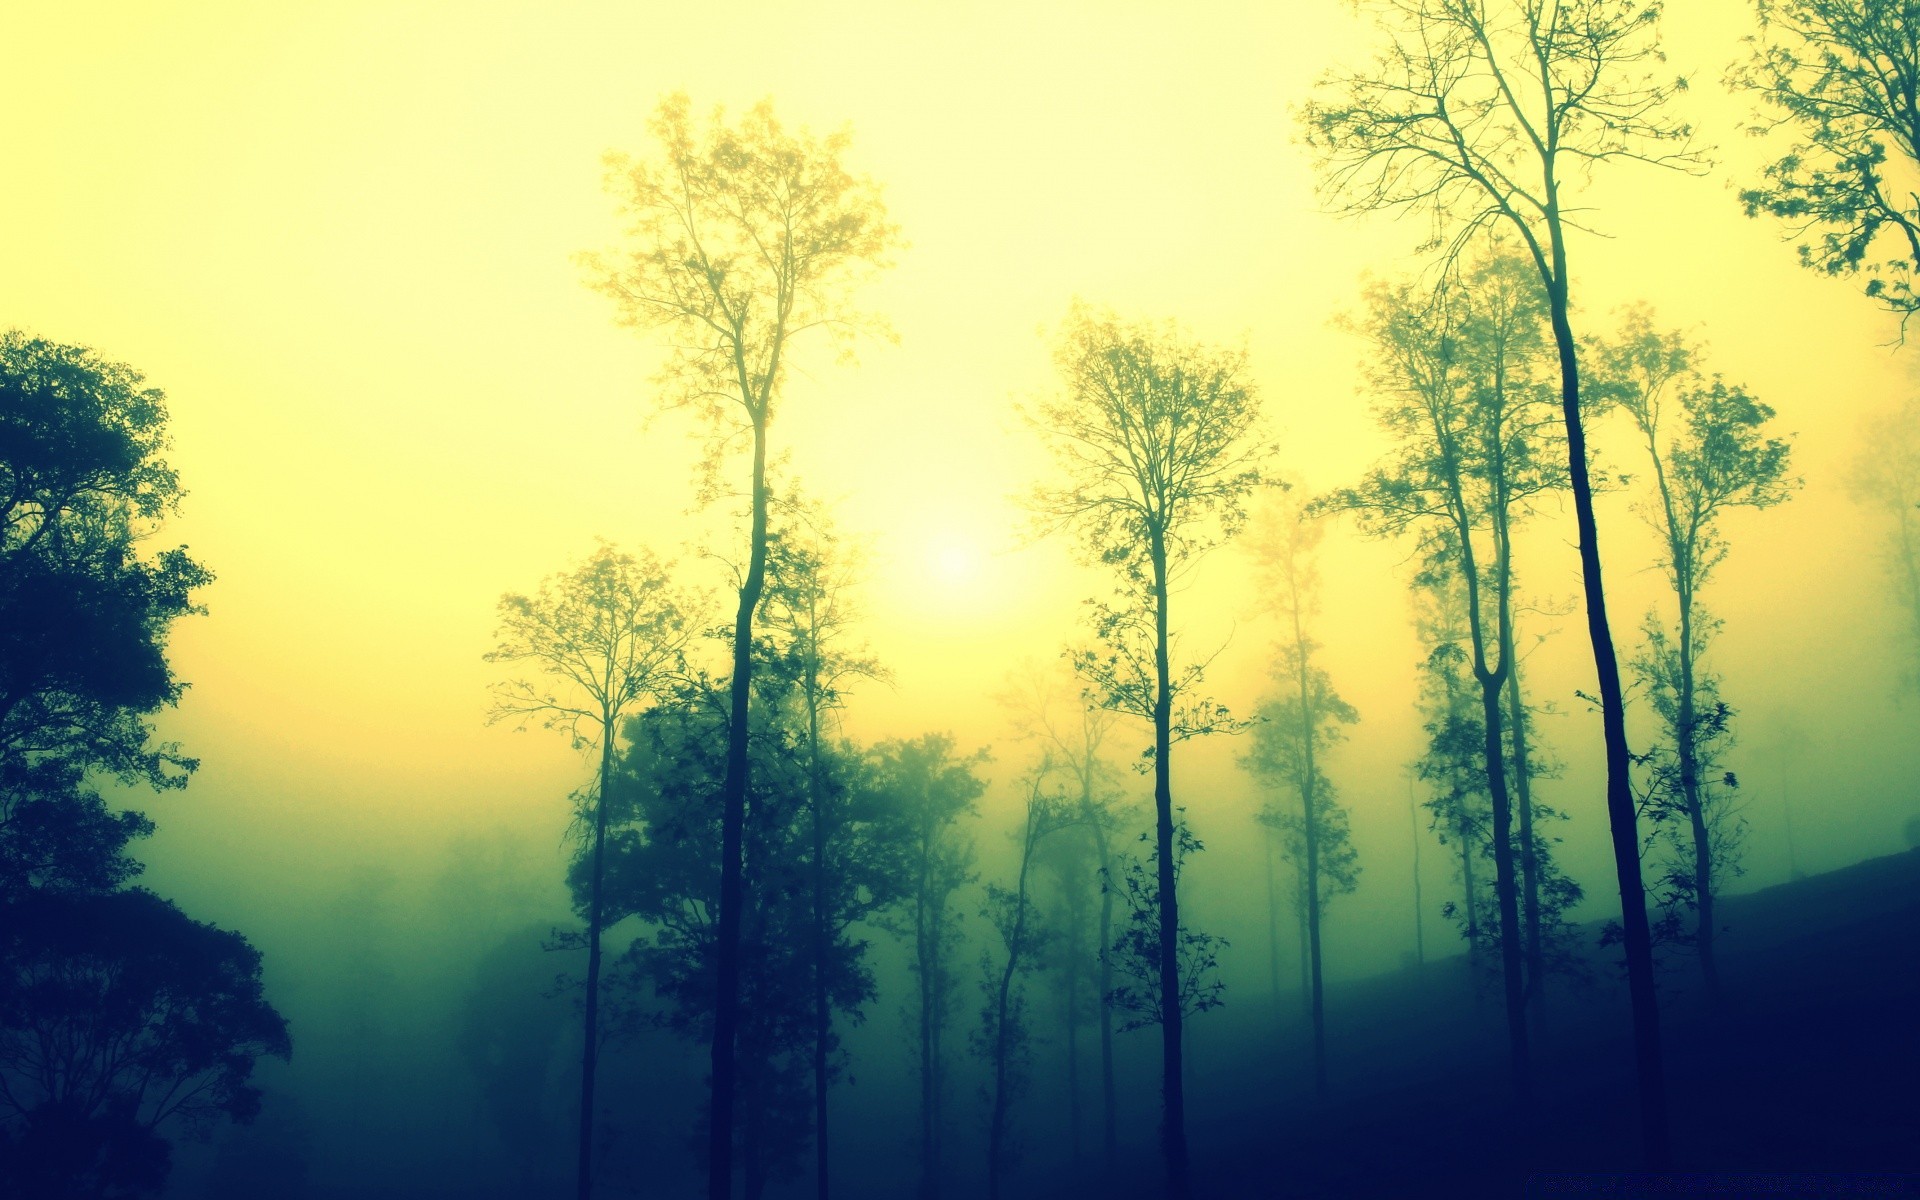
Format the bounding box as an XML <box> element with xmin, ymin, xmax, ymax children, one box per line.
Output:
<box><xmin>0</xmin><ymin>332</ymin><xmax>208</xmax><ymax>902</ymax></box>
<box><xmin>1241</xmin><ymin>499</ymin><xmax>1359</xmax><ymax>1100</ymax></box>
<box><xmin>1304</xmin><ymin>1</ymin><xmax>1704</xmax><ymax>1159</ymax></box>
<box><xmin>1595</xmin><ymin>314</ymin><xmax>1796</xmax><ymax>997</ymax></box>
<box><xmin>1030</xmin><ymin>302</ymin><xmax>1268</xmax><ymax>1199</ymax></box>
<box><xmin>0</xmin><ymin>889</ymin><xmax>291</xmax><ymax>1199</ymax></box>
<box><xmin>585</xmin><ymin>94</ymin><xmax>899</xmax><ymax>1200</ymax></box>
<box><xmin>1737</xmin><ymin>0</ymin><xmax>1920</xmax><ymax>321</ymax></box>
<box><xmin>0</xmin><ymin>332</ymin><xmax>286</xmax><ymax>1197</ymax></box>
<box><xmin>486</xmin><ymin>542</ymin><xmax>692</xmax><ymax>1200</ymax></box>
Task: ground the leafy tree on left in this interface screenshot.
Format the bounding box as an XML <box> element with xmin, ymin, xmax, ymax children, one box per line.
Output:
<box><xmin>0</xmin><ymin>331</ymin><xmax>290</xmax><ymax>1198</ymax></box>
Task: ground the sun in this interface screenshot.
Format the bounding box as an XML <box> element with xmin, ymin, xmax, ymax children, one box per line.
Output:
<box><xmin>927</xmin><ymin>535</ymin><xmax>983</xmax><ymax>589</ymax></box>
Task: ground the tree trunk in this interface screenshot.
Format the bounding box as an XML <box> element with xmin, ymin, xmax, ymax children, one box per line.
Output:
<box><xmin>1065</xmin><ymin>870</ymin><xmax>1084</xmax><ymax>1167</ymax></box>
<box><xmin>577</xmin><ymin>723</ymin><xmax>614</xmax><ymax>1200</ymax></box>
<box><xmin>1543</xmin><ymin>244</ymin><xmax>1669</xmax><ymax>1166</ymax></box>
<box><xmin>1148</xmin><ymin>531</ymin><xmax>1187</xmax><ymax>1199</ymax></box>
<box><xmin>1090</xmin><ymin>815</ymin><xmax>1117</xmax><ymax>1174</ymax></box>
<box><xmin>1501</xmin><ymin>620</ymin><xmax>1543</xmax><ymax>1014</ymax></box>
<box><xmin>988</xmin><ymin>817</ymin><xmax>1038</xmax><ymax>1200</ymax></box>
<box><xmin>1294</xmin><ymin>605</ymin><xmax>1329</xmax><ymax>1100</ymax></box>
<box><xmin>917</xmin><ymin>857</ymin><xmax>940</xmax><ymax>1200</ymax></box>
<box><xmin>1264</xmin><ymin>827</ymin><xmax>1283</xmax><ymax>1008</ymax></box>
<box><xmin>1409</xmin><ymin>776</ymin><xmax>1425</xmax><ymax>968</ymax></box>
<box><xmin>1675</xmin><ymin>593</ymin><xmax>1721</xmax><ymax>1001</ymax></box>
<box><xmin>710</xmin><ymin>418</ymin><xmax>771</xmax><ymax>1200</ymax></box>
<box><xmin>808</xmin><ymin>665</ymin><xmax>832</xmax><ymax>1200</ymax></box>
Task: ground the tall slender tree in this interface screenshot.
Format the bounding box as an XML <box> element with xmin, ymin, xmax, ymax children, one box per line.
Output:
<box><xmin>1030</xmin><ymin>303</ymin><xmax>1269</xmax><ymax>1198</ymax></box>
<box><xmin>486</xmin><ymin>542</ymin><xmax>692</xmax><ymax>1200</ymax></box>
<box><xmin>978</xmin><ymin>768</ymin><xmax>1068</xmax><ymax>1200</ymax></box>
<box><xmin>585</xmin><ymin>94</ymin><xmax>899</xmax><ymax>1199</ymax></box>
<box><xmin>756</xmin><ymin>503</ymin><xmax>886</xmax><ymax>1200</ymax></box>
<box><xmin>1306</xmin><ymin>1</ymin><xmax>1705</xmax><ymax>1160</ymax></box>
<box><xmin>1596</xmin><ymin>314</ymin><xmax>1796</xmax><ymax>996</ymax></box>
<box><xmin>1241</xmin><ymin>501</ymin><xmax>1359</xmax><ymax>1099</ymax></box>
<box><xmin>1329</xmin><ymin>252</ymin><xmax>1562</xmax><ymax>1097</ymax></box>
<box><xmin>1002</xmin><ymin>670</ymin><xmax>1125</xmax><ymax>1172</ymax></box>
<box><xmin>873</xmin><ymin>734</ymin><xmax>986</xmax><ymax>1200</ymax></box>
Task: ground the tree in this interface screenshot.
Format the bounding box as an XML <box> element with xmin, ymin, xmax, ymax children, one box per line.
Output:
<box><xmin>1241</xmin><ymin>501</ymin><xmax>1360</xmax><ymax>1099</ymax></box>
<box><xmin>1304</xmin><ymin>0</ymin><xmax>1705</xmax><ymax>1160</ymax></box>
<box><xmin>871</xmin><ymin>734</ymin><xmax>985</xmax><ymax>1200</ymax></box>
<box><xmin>976</xmin><ymin>768</ymin><xmax>1068</xmax><ymax>1200</ymax></box>
<box><xmin>0</xmin><ymin>332</ymin><xmax>208</xmax><ymax>902</ymax></box>
<box><xmin>1328</xmin><ymin>251</ymin><xmax>1562</xmax><ymax>1095</ymax></box>
<box><xmin>1851</xmin><ymin>396</ymin><xmax>1920</xmax><ymax>694</ymax></box>
<box><xmin>0</xmin><ymin>333</ymin><xmax>287</xmax><ymax>1197</ymax></box>
<box><xmin>0</xmin><ymin>888</ymin><xmax>290</xmax><ymax>1199</ymax></box>
<box><xmin>1596</xmin><ymin>314</ymin><xmax>1795</xmax><ymax>996</ymax></box>
<box><xmin>486</xmin><ymin>542</ymin><xmax>692</xmax><ymax>1200</ymax></box>
<box><xmin>1000</xmin><ymin>668</ymin><xmax>1125</xmax><ymax>1172</ymax></box>
<box><xmin>1106</xmin><ymin>819</ymin><xmax>1227</xmax><ymax>1038</ymax></box>
<box><xmin>585</xmin><ymin>94</ymin><xmax>899</xmax><ymax>1199</ymax></box>
<box><xmin>1030</xmin><ymin>302</ymin><xmax>1268</xmax><ymax>1198</ymax></box>
<box><xmin>1411</xmin><ymin>577</ymin><xmax>1495</xmax><ymax>966</ymax></box>
<box><xmin>755</xmin><ymin>503</ymin><xmax>889</xmax><ymax>1200</ymax></box>
<box><xmin>1737</xmin><ymin>1</ymin><xmax>1920</xmax><ymax>321</ymax></box>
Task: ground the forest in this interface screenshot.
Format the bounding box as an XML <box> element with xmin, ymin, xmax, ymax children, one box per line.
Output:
<box><xmin>4</xmin><ymin>1</ymin><xmax>1920</xmax><ymax>1198</ymax></box>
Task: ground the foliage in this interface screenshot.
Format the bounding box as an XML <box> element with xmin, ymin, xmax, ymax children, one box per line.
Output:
<box><xmin>1737</xmin><ymin>0</ymin><xmax>1920</xmax><ymax>318</ymax></box>
<box><xmin>1243</xmin><ymin>503</ymin><xmax>1362</xmax><ymax>916</ymax></box>
<box><xmin>1629</xmin><ymin>620</ymin><xmax>1746</xmax><ymax>936</ymax></box>
<box><xmin>0</xmin><ymin>332</ymin><xmax>209</xmax><ymax>851</ymax></box>
<box><xmin>1106</xmin><ymin>820</ymin><xmax>1226</xmax><ymax>1034</ymax></box>
<box><xmin>486</xmin><ymin>542</ymin><xmax>694</xmax><ymax>748</ymax></box>
<box><xmin>0</xmin><ymin>889</ymin><xmax>291</xmax><ymax>1195</ymax></box>
<box><xmin>0</xmin><ymin>333</ymin><xmax>286</xmax><ymax>1197</ymax></box>
<box><xmin>584</xmin><ymin>93</ymin><xmax>900</xmax><ymax>483</ymax></box>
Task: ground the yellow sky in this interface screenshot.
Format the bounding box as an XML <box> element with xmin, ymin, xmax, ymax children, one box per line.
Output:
<box><xmin>3</xmin><ymin>1</ymin><xmax>1914</xmax><ymax>954</ymax></box>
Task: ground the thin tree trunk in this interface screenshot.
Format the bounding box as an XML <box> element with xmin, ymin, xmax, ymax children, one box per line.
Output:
<box><xmin>1065</xmin><ymin>871</ymin><xmax>1084</xmax><ymax>1168</ymax></box>
<box><xmin>577</xmin><ymin>724</ymin><xmax>614</xmax><ymax>1200</ymax></box>
<box><xmin>1543</xmin><ymin>245</ymin><xmax>1669</xmax><ymax>1165</ymax></box>
<box><xmin>1676</xmin><ymin>593</ymin><xmax>1721</xmax><ymax>1001</ymax></box>
<box><xmin>1409</xmin><ymin>774</ymin><xmax>1425</xmax><ymax>968</ymax></box>
<box><xmin>1502</xmin><ymin>622</ymin><xmax>1544</xmax><ymax>1012</ymax></box>
<box><xmin>807</xmin><ymin>661</ymin><xmax>832</xmax><ymax>1200</ymax></box>
<box><xmin>917</xmin><ymin>852</ymin><xmax>940</xmax><ymax>1200</ymax></box>
<box><xmin>1090</xmin><ymin>816</ymin><xmax>1117</xmax><ymax>1174</ymax></box>
<box><xmin>1292</xmin><ymin>600</ymin><xmax>1329</xmax><ymax>1100</ymax></box>
<box><xmin>1148</xmin><ymin>531</ymin><xmax>1187</xmax><ymax>1199</ymax></box>
<box><xmin>1264</xmin><ymin>827</ymin><xmax>1283</xmax><ymax>1008</ymax></box>
<box><xmin>709</xmin><ymin>419</ymin><xmax>770</xmax><ymax>1200</ymax></box>
<box><xmin>988</xmin><ymin>814</ymin><xmax>1040</xmax><ymax>1200</ymax></box>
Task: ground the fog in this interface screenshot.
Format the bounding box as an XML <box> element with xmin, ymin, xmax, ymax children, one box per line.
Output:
<box><xmin>5</xmin><ymin>1</ymin><xmax>1919</xmax><ymax>1197</ymax></box>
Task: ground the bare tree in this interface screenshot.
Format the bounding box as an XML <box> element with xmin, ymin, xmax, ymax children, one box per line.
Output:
<box><xmin>1737</xmin><ymin>0</ymin><xmax>1920</xmax><ymax>322</ymax></box>
<box><xmin>1304</xmin><ymin>0</ymin><xmax>1706</xmax><ymax>1161</ymax></box>
<box><xmin>486</xmin><ymin>541</ymin><xmax>692</xmax><ymax>1200</ymax></box>
<box><xmin>1029</xmin><ymin>302</ymin><xmax>1269</xmax><ymax>1199</ymax></box>
<box><xmin>584</xmin><ymin>94</ymin><xmax>899</xmax><ymax>1199</ymax></box>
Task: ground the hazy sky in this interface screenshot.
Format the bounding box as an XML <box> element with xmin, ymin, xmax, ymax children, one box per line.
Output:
<box><xmin>5</xmin><ymin>1</ymin><xmax>1915</xmax><ymax>972</ymax></box>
